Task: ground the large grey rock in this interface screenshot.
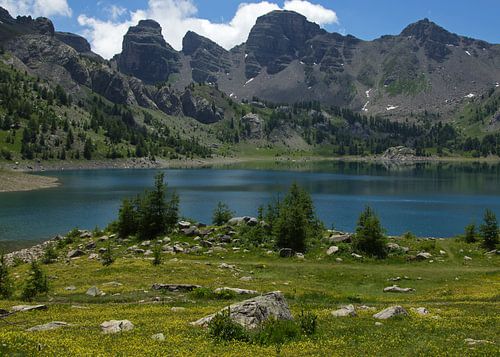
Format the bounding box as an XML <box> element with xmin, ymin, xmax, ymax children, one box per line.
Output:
<box><xmin>100</xmin><ymin>320</ymin><xmax>134</xmax><ymax>334</ymax></box>
<box><xmin>191</xmin><ymin>291</ymin><xmax>293</xmax><ymax>329</ymax></box>
<box><xmin>151</xmin><ymin>284</ymin><xmax>201</xmax><ymax>292</ymax></box>
<box><xmin>383</xmin><ymin>285</ymin><xmax>415</xmax><ymax>293</ymax></box>
<box><xmin>326</xmin><ymin>246</ymin><xmax>339</xmax><ymax>255</ymax></box>
<box><xmin>151</xmin><ymin>333</ymin><xmax>166</xmax><ymax>341</ymax></box>
<box><xmin>86</xmin><ymin>286</ymin><xmax>104</xmax><ymax>297</ymax></box>
<box><xmin>67</xmin><ymin>249</ymin><xmax>85</xmax><ymax>259</ymax></box>
<box><xmin>331</xmin><ymin>304</ymin><xmax>356</xmax><ymax>317</ymax></box>
<box><xmin>416</xmin><ymin>252</ymin><xmax>432</xmax><ymax>260</ymax></box>
<box><xmin>11</xmin><ymin>305</ymin><xmax>47</xmax><ymax>312</ymax></box>
<box><xmin>373</xmin><ymin>306</ymin><xmax>409</xmax><ymax>319</ymax></box>
<box><xmin>27</xmin><ymin>321</ymin><xmax>69</xmax><ymax>332</ymax></box>
<box><xmin>214</xmin><ymin>287</ymin><xmax>259</xmax><ymax>295</ymax></box>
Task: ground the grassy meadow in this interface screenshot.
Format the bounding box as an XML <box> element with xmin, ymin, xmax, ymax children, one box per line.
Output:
<box><xmin>0</xmin><ymin>231</ymin><xmax>498</xmax><ymax>356</ymax></box>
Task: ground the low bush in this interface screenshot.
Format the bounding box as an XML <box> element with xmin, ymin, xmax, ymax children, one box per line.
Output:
<box><xmin>207</xmin><ymin>309</ymin><xmax>249</xmax><ymax>343</ymax></box>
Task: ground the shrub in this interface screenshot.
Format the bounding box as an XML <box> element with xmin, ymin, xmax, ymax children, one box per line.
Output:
<box><xmin>42</xmin><ymin>245</ymin><xmax>58</xmax><ymax>264</ymax></box>
<box><xmin>253</xmin><ymin>318</ymin><xmax>301</xmax><ymax>350</ymax></box>
<box><xmin>401</xmin><ymin>231</ymin><xmax>416</xmax><ymax>240</ymax></box>
<box><xmin>207</xmin><ymin>309</ymin><xmax>249</xmax><ymax>343</ymax></box>
<box><xmin>101</xmin><ymin>243</ymin><xmax>114</xmax><ymax>266</ymax></box>
<box><xmin>21</xmin><ymin>261</ymin><xmax>49</xmax><ymax>301</ymax></box>
<box><xmin>480</xmin><ymin>209</ymin><xmax>499</xmax><ymax>250</ymax></box>
<box><xmin>190</xmin><ymin>287</ymin><xmax>214</xmax><ymax>299</ymax></box>
<box><xmin>352</xmin><ymin>206</ymin><xmax>387</xmax><ymax>258</ymax></box>
<box><xmin>0</xmin><ymin>252</ymin><xmax>13</xmax><ymax>299</ymax></box>
<box><xmin>152</xmin><ymin>245</ymin><xmax>162</xmax><ymax>266</ymax></box>
<box><xmin>212</xmin><ymin>202</ymin><xmax>233</xmax><ymax>226</ymax></box>
<box><xmin>298</xmin><ymin>311</ymin><xmax>318</xmax><ymax>336</ymax></box>
<box><xmin>464</xmin><ymin>223</ymin><xmax>477</xmax><ymax>243</ymax></box>
<box><xmin>214</xmin><ymin>289</ymin><xmax>237</xmax><ymax>300</ymax></box>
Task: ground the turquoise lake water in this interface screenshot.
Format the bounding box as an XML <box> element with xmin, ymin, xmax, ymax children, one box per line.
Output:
<box><xmin>1</xmin><ymin>161</ymin><xmax>499</xmax><ymax>243</ymax></box>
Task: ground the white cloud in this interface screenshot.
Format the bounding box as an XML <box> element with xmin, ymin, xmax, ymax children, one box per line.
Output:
<box><xmin>283</xmin><ymin>0</ymin><xmax>338</xmax><ymax>25</ymax></box>
<box><xmin>78</xmin><ymin>0</ymin><xmax>339</xmax><ymax>59</ymax></box>
<box><xmin>106</xmin><ymin>5</ymin><xmax>127</xmax><ymax>21</ymax></box>
<box><xmin>0</xmin><ymin>0</ymin><xmax>72</xmax><ymax>18</ymax></box>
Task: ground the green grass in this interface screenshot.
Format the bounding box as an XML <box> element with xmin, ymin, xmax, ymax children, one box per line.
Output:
<box><xmin>0</xmin><ymin>231</ymin><xmax>498</xmax><ymax>356</ymax></box>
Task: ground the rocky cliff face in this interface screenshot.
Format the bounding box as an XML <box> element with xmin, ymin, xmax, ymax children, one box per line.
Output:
<box><xmin>244</xmin><ymin>10</ymin><xmax>325</xmax><ymax>77</ymax></box>
<box><xmin>182</xmin><ymin>31</ymin><xmax>231</xmax><ymax>83</ymax></box>
<box><xmin>55</xmin><ymin>32</ymin><xmax>91</xmax><ymax>53</ymax></box>
<box><xmin>117</xmin><ymin>20</ymin><xmax>180</xmax><ymax>84</ymax></box>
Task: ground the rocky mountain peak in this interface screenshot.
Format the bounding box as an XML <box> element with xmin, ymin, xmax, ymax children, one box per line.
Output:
<box><xmin>117</xmin><ymin>19</ymin><xmax>180</xmax><ymax>84</ymax></box>
<box><xmin>401</xmin><ymin>18</ymin><xmax>459</xmax><ymax>45</ymax></box>
<box><xmin>245</xmin><ymin>10</ymin><xmax>325</xmax><ymax>77</ymax></box>
<box><xmin>55</xmin><ymin>32</ymin><xmax>91</xmax><ymax>53</ymax></box>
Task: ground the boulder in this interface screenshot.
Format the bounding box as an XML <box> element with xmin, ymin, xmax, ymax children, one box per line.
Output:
<box><xmin>178</xmin><ymin>221</ymin><xmax>192</xmax><ymax>229</ymax></box>
<box><xmin>413</xmin><ymin>307</ymin><xmax>429</xmax><ymax>315</ymax></box>
<box><xmin>373</xmin><ymin>306</ymin><xmax>409</xmax><ymax>319</ymax></box>
<box><xmin>85</xmin><ymin>241</ymin><xmax>96</xmax><ymax>250</ymax></box>
<box><xmin>326</xmin><ymin>246</ymin><xmax>339</xmax><ymax>255</ymax></box>
<box><xmin>328</xmin><ymin>234</ymin><xmax>352</xmax><ymax>244</ymax></box>
<box><xmin>383</xmin><ymin>285</ymin><xmax>415</xmax><ymax>293</ymax></box>
<box><xmin>27</xmin><ymin>321</ymin><xmax>69</xmax><ymax>332</ymax></box>
<box><xmin>295</xmin><ymin>253</ymin><xmax>305</xmax><ymax>259</ymax></box>
<box><xmin>67</xmin><ymin>249</ymin><xmax>85</xmax><ymax>259</ymax></box>
<box><xmin>151</xmin><ymin>284</ymin><xmax>201</xmax><ymax>292</ymax></box>
<box><xmin>331</xmin><ymin>304</ymin><xmax>356</xmax><ymax>317</ymax></box>
<box><xmin>100</xmin><ymin>320</ymin><xmax>134</xmax><ymax>334</ymax></box>
<box><xmin>86</xmin><ymin>286</ymin><xmax>104</xmax><ymax>297</ymax></box>
<box><xmin>151</xmin><ymin>333</ymin><xmax>166</xmax><ymax>341</ymax></box>
<box><xmin>65</xmin><ymin>286</ymin><xmax>76</xmax><ymax>291</ymax></box>
<box><xmin>464</xmin><ymin>256</ymin><xmax>472</xmax><ymax>261</ymax></box>
<box><xmin>214</xmin><ymin>287</ymin><xmax>259</xmax><ymax>295</ymax></box>
<box><xmin>88</xmin><ymin>253</ymin><xmax>99</xmax><ymax>260</ymax></box>
<box><xmin>11</xmin><ymin>305</ymin><xmax>47</xmax><ymax>312</ymax></box>
<box><xmin>191</xmin><ymin>291</ymin><xmax>293</xmax><ymax>329</ymax></box>
<box><xmin>416</xmin><ymin>252</ymin><xmax>432</xmax><ymax>260</ymax></box>
<box><xmin>279</xmin><ymin>248</ymin><xmax>294</xmax><ymax>258</ymax></box>
<box><xmin>351</xmin><ymin>253</ymin><xmax>363</xmax><ymax>259</ymax></box>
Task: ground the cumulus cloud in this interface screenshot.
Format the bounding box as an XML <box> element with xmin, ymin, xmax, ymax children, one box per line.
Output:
<box><xmin>78</xmin><ymin>0</ymin><xmax>339</xmax><ymax>59</ymax></box>
<box><xmin>0</xmin><ymin>0</ymin><xmax>72</xmax><ymax>18</ymax></box>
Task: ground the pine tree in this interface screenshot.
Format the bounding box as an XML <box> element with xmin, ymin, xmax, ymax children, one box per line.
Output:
<box><xmin>101</xmin><ymin>243</ymin><xmax>114</xmax><ymax>267</ymax></box>
<box><xmin>0</xmin><ymin>252</ymin><xmax>13</xmax><ymax>299</ymax></box>
<box><xmin>464</xmin><ymin>223</ymin><xmax>477</xmax><ymax>243</ymax></box>
<box><xmin>117</xmin><ymin>198</ymin><xmax>137</xmax><ymax>238</ymax></box>
<box><xmin>352</xmin><ymin>206</ymin><xmax>387</xmax><ymax>258</ymax></box>
<box><xmin>212</xmin><ymin>202</ymin><xmax>233</xmax><ymax>226</ymax></box>
<box><xmin>21</xmin><ymin>261</ymin><xmax>49</xmax><ymax>301</ymax></box>
<box><xmin>480</xmin><ymin>210</ymin><xmax>499</xmax><ymax>250</ymax></box>
<box><xmin>274</xmin><ymin>183</ymin><xmax>320</xmax><ymax>253</ymax></box>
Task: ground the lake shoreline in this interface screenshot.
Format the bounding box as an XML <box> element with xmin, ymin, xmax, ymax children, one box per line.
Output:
<box><xmin>2</xmin><ymin>153</ymin><xmax>500</xmax><ymax>174</ymax></box>
<box><xmin>0</xmin><ymin>170</ymin><xmax>60</xmax><ymax>193</ymax></box>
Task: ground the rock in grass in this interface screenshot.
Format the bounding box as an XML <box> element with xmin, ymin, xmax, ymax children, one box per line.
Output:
<box><xmin>86</xmin><ymin>286</ymin><xmax>104</xmax><ymax>297</ymax></box>
<box><xmin>351</xmin><ymin>253</ymin><xmax>363</xmax><ymax>259</ymax></box>
<box><xmin>67</xmin><ymin>249</ymin><xmax>85</xmax><ymax>259</ymax></box>
<box><xmin>416</xmin><ymin>252</ymin><xmax>432</xmax><ymax>260</ymax></box>
<box><xmin>151</xmin><ymin>284</ymin><xmax>201</xmax><ymax>292</ymax></box>
<box><xmin>383</xmin><ymin>285</ymin><xmax>415</xmax><ymax>293</ymax></box>
<box><xmin>464</xmin><ymin>256</ymin><xmax>472</xmax><ymax>261</ymax></box>
<box><xmin>373</xmin><ymin>306</ymin><xmax>408</xmax><ymax>319</ymax></box>
<box><xmin>279</xmin><ymin>248</ymin><xmax>294</xmax><ymax>258</ymax></box>
<box><xmin>11</xmin><ymin>305</ymin><xmax>47</xmax><ymax>312</ymax></box>
<box><xmin>65</xmin><ymin>286</ymin><xmax>76</xmax><ymax>291</ymax></box>
<box><xmin>100</xmin><ymin>320</ymin><xmax>134</xmax><ymax>334</ymax></box>
<box><xmin>326</xmin><ymin>246</ymin><xmax>339</xmax><ymax>255</ymax></box>
<box><xmin>464</xmin><ymin>338</ymin><xmax>494</xmax><ymax>346</ymax></box>
<box><xmin>191</xmin><ymin>291</ymin><xmax>293</xmax><ymax>329</ymax></box>
<box><xmin>331</xmin><ymin>304</ymin><xmax>356</xmax><ymax>317</ymax></box>
<box><xmin>413</xmin><ymin>307</ymin><xmax>429</xmax><ymax>315</ymax></box>
<box><xmin>214</xmin><ymin>287</ymin><xmax>259</xmax><ymax>295</ymax></box>
<box><xmin>151</xmin><ymin>333</ymin><xmax>165</xmax><ymax>341</ymax></box>
<box><xmin>171</xmin><ymin>307</ymin><xmax>186</xmax><ymax>312</ymax></box>
<box><xmin>27</xmin><ymin>321</ymin><xmax>70</xmax><ymax>332</ymax></box>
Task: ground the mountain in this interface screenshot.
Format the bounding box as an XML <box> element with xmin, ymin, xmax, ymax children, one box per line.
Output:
<box><xmin>0</xmin><ymin>6</ymin><xmax>499</xmax><ymax>164</ymax></box>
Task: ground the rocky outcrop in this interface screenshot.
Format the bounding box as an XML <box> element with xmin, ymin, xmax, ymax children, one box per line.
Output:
<box><xmin>27</xmin><ymin>321</ymin><xmax>69</xmax><ymax>332</ymax></box>
<box><xmin>100</xmin><ymin>320</ymin><xmax>134</xmax><ymax>334</ymax></box>
<box><xmin>245</xmin><ymin>10</ymin><xmax>325</xmax><ymax>77</ymax></box>
<box><xmin>152</xmin><ymin>283</ymin><xmax>202</xmax><ymax>292</ymax></box>
<box><xmin>373</xmin><ymin>306</ymin><xmax>409</xmax><ymax>319</ymax></box>
<box><xmin>181</xmin><ymin>90</ymin><xmax>223</xmax><ymax>124</ymax></box>
<box><xmin>182</xmin><ymin>31</ymin><xmax>231</xmax><ymax>83</ymax></box>
<box><xmin>241</xmin><ymin>114</ymin><xmax>263</xmax><ymax>140</ymax></box>
<box><xmin>381</xmin><ymin>146</ymin><xmax>419</xmax><ymax>163</ymax></box>
<box><xmin>192</xmin><ymin>291</ymin><xmax>293</xmax><ymax>329</ymax></box>
<box><xmin>55</xmin><ymin>32</ymin><xmax>91</xmax><ymax>53</ymax></box>
<box><xmin>117</xmin><ymin>20</ymin><xmax>180</xmax><ymax>84</ymax></box>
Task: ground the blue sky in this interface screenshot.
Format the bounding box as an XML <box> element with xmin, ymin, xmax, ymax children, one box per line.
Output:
<box><xmin>2</xmin><ymin>1</ymin><xmax>498</xmax><ymax>58</ymax></box>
